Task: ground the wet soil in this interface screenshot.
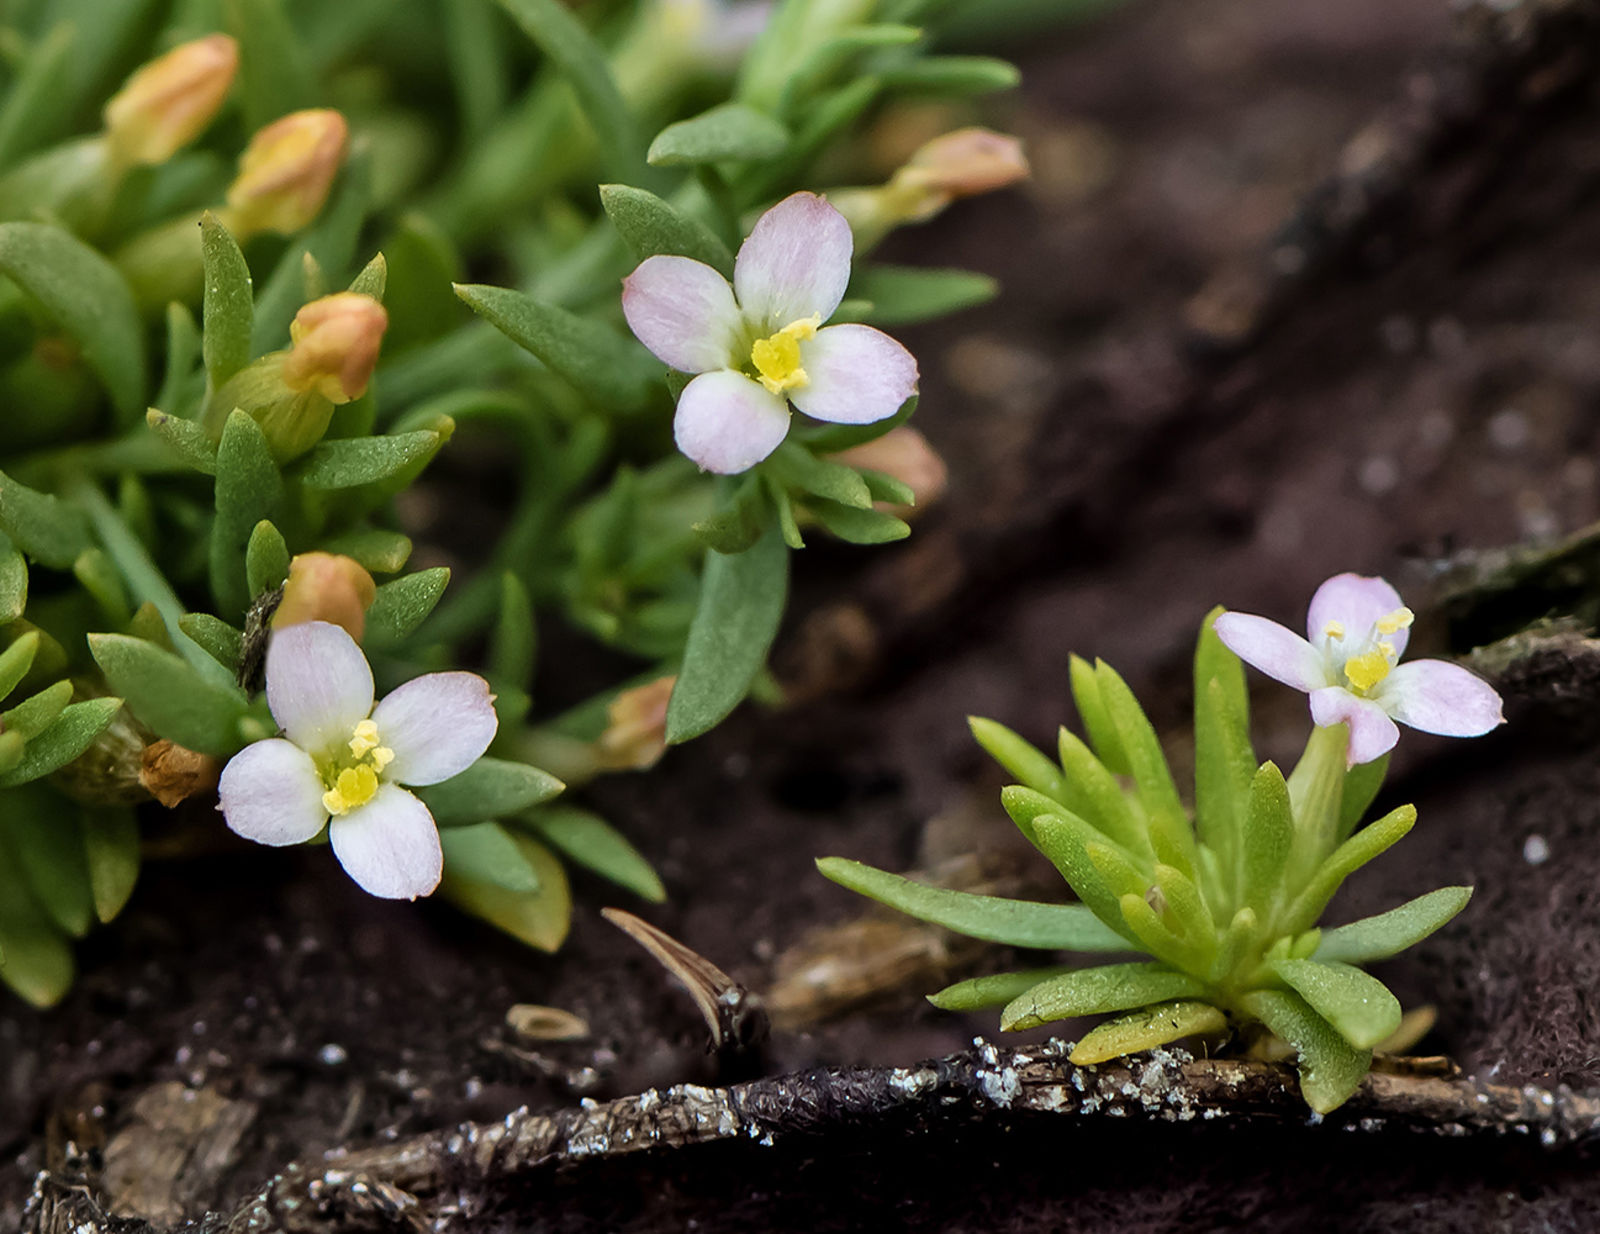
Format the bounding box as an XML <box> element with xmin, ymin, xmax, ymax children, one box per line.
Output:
<box><xmin>10</xmin><ymin>0</ymin><xmax>1600</xmax><ymax>1229</ymax></box>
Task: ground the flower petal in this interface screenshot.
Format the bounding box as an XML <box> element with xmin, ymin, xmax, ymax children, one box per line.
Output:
<box><xmin>733</xmin><ymin>191</ymin><xmax>852</xmax><ymax>331</ymax></box>
<box><xmin>673</xmin><ymin>370</ymin><xmax>791</xmax><ymax>473</ymax></box>
<box><xmin>788</xmin><ymin>324</ymin><xmax>918</xmax><ymax>426</ymax></box>
<box><xmin>218</xmin><ymin>738</ymin><xmax>327</xmax><ymax>845</ymax></box>
<box><xmin>328</xmin><ymin>783</ymin><xmax>442</xmax><ymax>899</ymax></box>
<box><xmin>1309</xmin><ymin>687</ymin><xmax>1400</xmax><ymax>767</ymax></box>
<box><xmin>1307</xmin><ymin>573</ymin><xmax>1409</xmax><ymax>655</ymax></box>
<box><xmin>266</xmin><ymin>620</ymin><xmax>373</xmax><ymax>755</ymax></box>
<box><xmin>1376</xmin><ymin>659</ymin><xmax>1504</xmax><ymax>738</ymax></box>
<box><xmin>372</xmin><ymin>671</ymin><xmax>499</xmax><ymax>786</ymax></box>
<box><xmin>1212</xmin><ymin>613</ymin><xmax>1330</xmax><ymax>692</ymax></box>
<box><xmin>621</xmin><ymin>255</ymin><xmax>743</xmax><ymax>374</ymax></box>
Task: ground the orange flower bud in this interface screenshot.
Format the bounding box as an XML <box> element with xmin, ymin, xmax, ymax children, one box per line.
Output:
<box><xmin>224</xmin><ymin>109</ymin><xmax>348</xmax><ymax>237</ymax></box>
<box><xmin>104</xmin><ymin>34</ymin><xmax>239</xmax><ymax>166</ymax></box>
<box><xmin>895</xmin><ymin>127</ymin><xmax>1030</xmax><ymax>206</ymax></box>
<box><xmin>281</xmin><ymin>292</ymin><xmax>388</xmax><ymax>403</ymax></box>
<box><xmin>272</xmin><ymin>552</ymin><xmax>378</xmax><ymax>642</ymax></box>
<box><xmin>596</xmin><ymin>676</ymin><xmax>676</xmax><ymax>771</ymax></box>
<box><xmin>830</xmin><ymin>427</ymin><xmax>948</xmax><ymax>518</ymax></box>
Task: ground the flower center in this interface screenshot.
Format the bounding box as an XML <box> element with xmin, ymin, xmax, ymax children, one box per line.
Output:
<box><xmin>321</xmin><ymin>718</ymin><xmax>394</xmax><ymax>815</ymax></box>
<box><xmin>1336</xmin><ymin>607</ymin><xmax>1414</xmax><ymax>696</ymax></box>
<box><xmin>750</xmin><ymin>315</ymin><xmax>820</xmax><ymax>395</ymax></box>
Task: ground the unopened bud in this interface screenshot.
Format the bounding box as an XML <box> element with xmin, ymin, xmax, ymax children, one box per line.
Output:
<box><xmin>104</xmin><ymin>34</ymin><xmax>239</xmax><ymax>167</ymax></box>
<box><xmin>830</xmin><ymin>427</ymin><xmax>947</xmax><ymax>518</ymax></box>
<box><xmin>223</xmin><ymin>109</ymin><xmax>348</xmax><ymax>237</ymax></box>
<box><xmin>596</xmin><ymin>676</ymin><xmax>675</xmax><ymax>771</ymax></box>
<box><xmin>281</xmin><ymin>292</ymin><xmax>387</xmax><ymax>403</ymax></box>
<box><xmin>272</xmin><ymin>552</ymin><xmax>377</xmax><ymax>642</ymax></box>
<box><xmin>894</xmin><ymin>127</ymin><xmax>1029</xmax><ymax>207</ymax></box>
<box><xmin>139</xmin><ymin>739</ymin><xmax>221</xmax><ymax>808</ymax></box>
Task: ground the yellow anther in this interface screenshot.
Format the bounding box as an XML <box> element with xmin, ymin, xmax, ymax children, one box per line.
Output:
<box><xmin>348</xmin><ymin>719</ymin><xmax>381</xmax><ymax>759</ymax></box>
<box><xmin>1343</xmin><ymin>649</ymin><xmax>1392</xmax><ymax>694</ymax></box>
<box><xmin>750</xmin><ymin>315</ymin><xmax>820</xmax><ymax>396</ymax></box>
<box><xmin>1379</xmin><ymin>640</ymin><xmax>1396</xmax><ymax>658</ymax></box>
<box><xmin>322</xmin><ymin>763</ymin><xmax>379</xmax><ymax>815</ymax></box>
<box><xmin>1323</xmin><ymin>621</ymin><xmax>1345</xmax><ymax>640</ymax></box>
<box><xmin>370</xmin><ymin>745</ymin><xmax>394</xmax><ymax>772</ymax></box>
<box><xmin>1376</xmin><ymin>606</ymin><xmax>1415</xmax><ymax>635</ymax></box>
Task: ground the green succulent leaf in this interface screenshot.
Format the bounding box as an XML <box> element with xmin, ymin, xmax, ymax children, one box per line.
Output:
<box><xmin>178</xmin><ymin>614</ymin><xmax>244</xmax><ymax>673</ymax></box>
<box><xmin>364</xmin><ymin>568</ymin><xmax>451</xmax><ymax>649</ymax></box>
<box><xmin>0</xmin><ymin>534</ymin><xmax>26</xmax><ymax>623</ymax></box>
<box><xmin>0</xmin><ymin>839</ymin><xmax>74</xmax><ymax>1007</ymax></box>
<box><xmin>0</xmin><ymin>697</ymin><xmax>123</xmax><ymax>788</ymax></box>
<box><xmin>489</xmin><ymin>573</ymin><xmax>537</xmax><ymax>693</ymax></box>
<box><xmin>817</xmin><ymin>856</ymin><xmax>1129</xmax><ymax>951</ymax></box>
<box><xmin>881</xmin><ymin>55</ymin><xmax>1022</xmax><ymax>95</ymax></box>
<box><xmin>1000</xmin><ymin>962</ymin><xmax>1205</xmax><ymax>1031</ymax></box>
<box><xmin>1338</xmin><ymin>753</ymin><xmax>1390</xmax><ymax>839</ymax></box>
<box><xmin>1053</xmin><ymin>727</ymin><xmax>1145</xmax><ymax>853</ymax></box>
<box><xmin>969</xmin><ymin>717</ymin><xmax>1067</xmax><ymax>803</ymax></box>
<box><xmin>599</xmin><ymin>183</ymin><xmax>734</xmax><ymax>275</ymax></box>
<box><xmin>146</xmin><ymin>411</ymin><xmax>219</xmax><ymax>474</ymax></box>
<box><xmin>296</xmin><ymin>431</ymin><xmax>448</xmax><ymax>491</ymax></box>
<box><xmin>414</xmin><ymin>757</ymin><xmax>565</xmax><ymax>827</ymax></box>
<box><xmin>927</xmin><ymin>967</ymin><xmax>1075</xmax><ymax>1012</ymax></box>
<box><xmin>440</xmin><ymin>821</ymin><xmax>543</xmax><ymax>892</ymax></box>
<box><xmin>1068</xmin><ymin>654</ymin><xmax>1128</xmax><ymax>775</ymax></box>
<box><xmin>1193</xmin><ymin>607</ymin><xmax>1254</xmax><ymax>859</ymax></box>
<box><xmin>1094</xmin><ymin>660</ymin><xmax>1194</xmax><ymax>876</ymax></box>
<box><xmin>666</xmin><ymin>524</ymin><xmax>788</xmax><ymax>744</ymax></box>
<box><xmin>2</xmin><ymin>680</ymin><xmax>72</xmax><ymax>740</ymax></box>
<box><xmin>245</xmin><ymin>520</ymin><xmax>290</xmax><ymax>595</ymax></box>
<box><xmin>0</xmin><ymin>221</ymin><xmax>145</xmax><ymax>420</ymax></box>
<box><xmin>440</xmin><ymin>831</ymin><xmax>571</xmax><ymax>952</ymax></box>
<box><xmin>1313</xmin><ymin>886</ymin><xmax>1473</xmax><ymax>966</ymax></box>
<box><xmin>1069</xmin><ymin>999</ymin><xmax>1230</xmax><ymax>1065</ymax></box>
<box><xmin>200</xmin><ymin>213</ymin><xmax>254</xmax><ymax>391</ymax></box>
<box><xmin>1240</xmin><ymin>761</ymin><xmax>1293</xmax><ymax>911</ymax></box>
<box><xmin>210</xmin><ymin>411</ymin><xmax>283</xmax><ymax>618</ymax></box>
<box><xmin>0</xmin><ymin>630</ymin><xmax>40</xmax><ymax>703</ymax></box>
<box><xmin>648</xmin><ymin>102</ymin><xmax>789</xmax><ymax>167</ymax></box>
<box><xmin>456</xmin><ymin>282</ymin><xmax>655</xmax><ymax>412</ymax></box>
<box><xmin>1239</xmin><ymin>988</ymin><xmax>1372</xmax><ymax>1114</ymax></box>
<box><xmin>89</xmin><ymin>634</ymin><xmax>248</xmax><ymax>758</ymax></box>
<box><xmin>848</xmin><ymin>265</ymin><xmax>997</xmax><ymax>326</ymax></box>
<box><xmin>811</xmin><ymin>500</ymin><xmax>910</xmax><ymax>544</ymax></box>
<box><xmin>321</xmin><ymin>528</ymin><xmax>412</xmax><ymax>574</ymax></box>
<box><xmin>527</xmin><ymin>805</ymin><xmax>665</xmax><ymax>902</ymax></box>
<box><xmin>1270</xmin><ymin>957</ymin><xmax>1403</xmax><ymax>1050</ymax></box>
<box><xmin>0</xmin><ymin>471</ymin><xmax>92</xmax><ymax>570</ymax></box>
<box><xmin>767</xmin><ymin>441</ymin><xmax>873</xmax><ymax>509</ymax></box>
<box><xmin>1028</xmin><ymin>813</ymin><xmax>1141</xmax><ymax>946</ymax></box>
<box><xmin>82</xmin><ymin>808</ymin><xmax>140</xmax><ymax>924</ymax></box>
<box><xmin>1282</xmin><ymin>803</ymin><xmax>1417</xmax><ymax>935</ymax></box>
<box><xmin>9</xmin><ymin>788</ymin><xmax>93</xmax><ymax>937</ymax></box>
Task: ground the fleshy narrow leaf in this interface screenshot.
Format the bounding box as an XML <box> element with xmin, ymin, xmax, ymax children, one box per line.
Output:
<box><xmin>599</xmin><ymin>183</ymin><xmax>734</xmax><ymax>275</ymax></box>
<box><xmin>1000</xmin><ymin>963</ymin><xmax>1204</xmax><ymax>1031</ymax></box>
<box><xmin>1281</xmin><ymin>804</ymin><xmax>1417</xmax><ymax>935</ymax></box>
<box><xmin>928</xmin><ymin>967</ymin><xmax>1074</xmax><ymax>1012</ymax></box>
<box><xmin>1313</xmin><ymin>887</ymin><xmax>1472</xmax><ymax>966</ymax></box>
<box><xmin>1054</xmin><ymin>727</ymin><xmax>1145</xmax><ymax>853</ymax></box>
<box><xmin>1069</xmin><ymin>1000</ymin><xmax>1230</xmax><ymax>1065</ymax></box>
<box><xmin>296</xmin><ymin>431</ymin><xmax>448</xmax><ymax>491</ymax></box>
<box><xmin>1240</xmin><ymin>761</ymin><xmax>1293</xmax><ymax>911</ymax></box>
<box><xmin>647</xmin><ymin>102</ymin><xmax>789</xmax><ymax>167</ymax></box>
<box><xmin>666</xmin><ymin>525</ymin><xmax>787</xmax><ymax>744</ymax></box>
<box><xmin>178</xmin><ymin>614</ymin><xmax>243</xmax><ymax>673</ymax></box>
<box><xmin>1068</xmin><ymin>654</ymin><xmax>1128</xmax><ymax>775</ymax></box>
<box><xmin>414</xmin><ymin>757</ymin><xmax>565</xmax><ymax>827</ymax></box>
<box><xmin>1193</xmin><ymin>606</ymin><xmax>1255</xmax><ymax>859</ymax></box>
<box><xmin>0</xmin><ymin>839</ymin><xmax>74</xmax><ymax>1007</ymax></box>
<box><xmin>1271</xmin><ymin>957</ymin><xmax>1402</xmax><ymax>1050</ymax></box>
<box><xmin>848</xmin><ymin>265</ymin><xmax>997</xmax><ymax>326</ymax></box>
<box><xmin>456</xmin><ymin>282</ymin><xmax>655</xmax><ymax>412</ymax></box>
<box><xmin>812</xmin><ymin>497</ymin><xmax>910</xmax><ymax>543</ymax></box>
<box><xmin>0</xmin><ymin>471</ymin><xmax>92</xmax><ymax>569</ymax></box>
<box><xmin>89</xmin><ymin>634</ymin><xmax>248</xmax><ymax>758</ymax></box>
<box><xmin>1028</xmin><ymin>813</ymin><xmax>1141</xmax><ymax>946</ymax></box>
<box><xmin>766</xmin><ymin>442</ymin><xmax>872</xmax><ymax>510</ymax></box>
<box><xmin>0</xmin><ymin>698</ymin><xmax>123</xmax><ymax>788</ymax></box>
<box><xmin>210</xmin><ymin>411</ymin><xmax>283</xmax><ymax>618</ymax></box>
<box><xmin>1239</xmin><ymin>988</ymin><xmax>1372</xmax><ymax>1114</ymax></box>
<box><xmin>146</xmin><ymin>411</ymin><xmax>219</xmax><ymax>475</ymax></box>
<box><xmin>0</xmin><ymin>222</ymin><xmax>145</xmax><ymax>420</ymax></box>
<box><xmin>245</xmin><ymin>520</ymin><xmax>290</xmax><ymax>595</ymax></box>
<box><xmin>1095</xmin><ymin>660</ymin><xmax>1195</xmax><ymax>876</ymax></box>
<box><xmin>0</xmin><ymin>534</ymin><xmax>26</xmax><ymax>622</ymax></box>
<box><xmin>2</xmin><ymin>680</ymin><xmax>72</xmax><ymax>740</ymax></box>
<box><xmin>363</xmin><ymin>567</ymin><xmax>451</xmax><ymax>649</ymax></box>
<box><xmin>496</xmin><ymin>0</ymin><xmax>645</xmax><ymax>183</ymax></box>
<box><xmin>1338</xmin><ymin>753</ymin><xmax>1390</xmax><ymax>840</ymax></box>
<box><xmin>881</xmin><ymin>55</ymin><xmax>1021</xmax><ymax>95</ymax></box>
<box><xmin>527</xmin><ymin>805</ymin><xmax>665</xmax><ymax>902</ymax></box>
<box><xmin>10</xmin><ymin>788</ymin><xmax>93</xmax><ymax>937</ymax></box>
<box><xmin>968</xmin><ymin>717</ymin><xmax>1067</xmax><ymax>802</ymax></box>
<box><xmin>82</xmin><ymin>808</ymin><xmax>140</xmax><ymax>924</ymax></box>
<box><xmin>818</xmin><ymin>856</ymin><xmax>1128</xmax><ymax>951</ymax></box>
<box><xmin>440</xmin><ymin>831</ymin><xmax>571</xmax><ymax>951</ymax></box>
<box><xmin>200</xmin><ymin>213</ymin><xmax>254</xmax><ymax>390</ymax></box>
<box><xmin>0</xmin><ymin>631</ymin><xmax>40</xmax><ymax>704</ymax></box>
<box><xmin>440</xmin><ymin>821</ymin><xmax>543</xmax><ymax>892</ymax></box>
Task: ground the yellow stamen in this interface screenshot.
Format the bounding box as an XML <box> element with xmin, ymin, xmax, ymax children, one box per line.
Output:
<box><xmin>1344</xmin><ymin>649</ymin><xmax>1392</xmax><ymax>694</ymax></box>
<box><xmin>348</xmin><ymin>719</ymin><xmax>381</xmax><ymax>758</ymax></box>
<box><xmin>370</xmin><ymin>745</ymin><xmax>394</xmax><ymax>772</ymax></box>
<box><xmin>1376</xmin><ymin>606</ymin><xmax>1414</xmax><ymax>635</ymax></box>
<box><xmin>750</xmin><ymin>315</ymin><xmax>820</xmax><ymax>396</ymax></box>
<box><xmin>322</xmin><ymin>763</ymin><xmax>379</xmax><ymax>815</ymax></box>
<box><xmin>1323</xmin><ymin>621</ymin><xmax>1345</xmax><ymax>640</ymax></box>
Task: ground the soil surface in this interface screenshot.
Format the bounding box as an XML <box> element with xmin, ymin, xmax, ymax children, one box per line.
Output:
<box><xmin>10</xmin><ymin>0</ymin><xmax>1600</xmax><ymax>1229</ymax></box>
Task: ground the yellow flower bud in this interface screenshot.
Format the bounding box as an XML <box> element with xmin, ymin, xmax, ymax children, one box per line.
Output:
<box><xmin>103</xmin><ymin>34</ymin><xmax>239</xmax><ymax>167</ymax></box>
<box><xmin>223</xmin><ymin>109</ymin><xmax>348</xmax><ymax>237</ymax></box>
<box><xmin>272</xmin><ymin>552</ymin><xmax>377</xmax><ymax>642</ymax></box>
<box><xmin>281</xmin><ymin>292</ymin><xmax>388</xmax><ymax>403</ymax></box>
<box><xmin>595</xmin><ymin>676</ymin><xmax>676</xmax><ymax>771</ymax></box>
<box><xmin>829</xmin><ymin>427</ymin><xmax>948</xmax><ymax>519</ymax></box>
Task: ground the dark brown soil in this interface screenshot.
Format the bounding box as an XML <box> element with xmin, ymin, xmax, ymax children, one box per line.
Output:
<box><xmin>11</xmin><ymin>0</ymin><xmax>1600</xmax><ymax>1229</ymax></box>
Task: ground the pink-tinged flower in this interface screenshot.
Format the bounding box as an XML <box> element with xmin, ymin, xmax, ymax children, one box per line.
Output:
<box><xmin>621</xmin><ymin>191</ymin><xmax>918</xmax><ymax>474</ymax></box>
<box><xmin>1213</xmin><ymin>573</ymin><xmax>1504</xmax><ymax>767</ymax></box>
<box><xmin>217</xmin><ymin>622</ymin><xmax>497</xmax><ymax>899</ymax></box>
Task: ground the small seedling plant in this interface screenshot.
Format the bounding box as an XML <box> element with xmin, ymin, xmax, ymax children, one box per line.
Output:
<box><xmin>822</xmin><ymin>575</ymin><xmax>1504</xmax><ymax>1112</ymax></box>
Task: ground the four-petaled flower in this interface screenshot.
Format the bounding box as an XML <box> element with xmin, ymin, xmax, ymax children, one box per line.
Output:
<box><xmin>622</xmin><ymin>191</ymin><xmax>918</xmax><ymax>474</ymax></box>
<box><xmin>1213</xmin><ymin>573</ymin><xmax>1504</xmax><ymax>767</ymax></box>
<box><xmin>217</xmin><ymin>621</ymin><xmax>498</xmax><ymax>899</ymax></box>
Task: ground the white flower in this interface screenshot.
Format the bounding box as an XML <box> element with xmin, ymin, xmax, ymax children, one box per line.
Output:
<box><xmin>1213</xmin><ymin>572</ymin><xmax>1504</xmax><ymax>767</ymax></box>
<box><xmin>217</xmin><ymin>621</ymin><xmax>498</xmax><ymax>899</ymax></box>
<box><xmin>621</xmin><ymin>191</ymin><xmax>919</xmax><ymax>474</ymax></box>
